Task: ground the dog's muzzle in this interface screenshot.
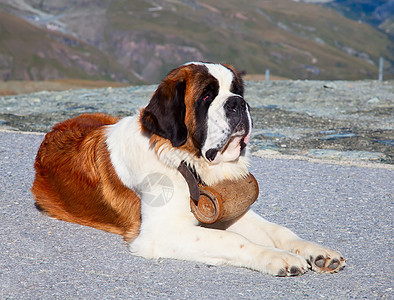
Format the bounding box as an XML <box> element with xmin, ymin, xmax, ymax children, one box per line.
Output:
<box><xmin>205</xmin><ymin>96</ymin><xmax>251</xmax><ymax>163</ymax></box>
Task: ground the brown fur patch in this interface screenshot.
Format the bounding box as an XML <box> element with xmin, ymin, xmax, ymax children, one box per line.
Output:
<box><xmin>31</xmin><ymin>113</ymin><xmax>141</xmax><ymax>242</ymax></box>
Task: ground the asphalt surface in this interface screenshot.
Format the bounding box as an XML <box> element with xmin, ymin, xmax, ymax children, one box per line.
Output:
<box><xmin>0</xmin><ymin>130</ymin><xmax>393</xmax><ymax>299</ymax></box>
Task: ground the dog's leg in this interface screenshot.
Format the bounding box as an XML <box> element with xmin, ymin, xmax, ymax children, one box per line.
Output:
<box><xmin>130</xmin><ymin>224</ymin><xmax>309</xmax><ymax>276</ymax></box>
<box><xmin>226</xmin><ymin>210</ymin><xmax>346</xmax><ymax>273</ymax></box>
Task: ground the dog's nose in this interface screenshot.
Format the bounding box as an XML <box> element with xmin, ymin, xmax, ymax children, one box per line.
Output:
<box><xmin>224</xmin><ymin>96</ymin><xmax>246</xmax><ymax>114</ymax></box>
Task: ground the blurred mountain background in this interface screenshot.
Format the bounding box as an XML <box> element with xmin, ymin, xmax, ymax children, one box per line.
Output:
<box><xmin>0</xmin><ymin>0</ymin><xmax>393</xmax><ymax>92</ymax></box>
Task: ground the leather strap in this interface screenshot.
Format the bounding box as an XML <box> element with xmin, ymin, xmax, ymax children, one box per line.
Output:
<box><xmin>177</xmin><ymin>161</ymin><xmax>200</xmax><ymax>203</ymax></box>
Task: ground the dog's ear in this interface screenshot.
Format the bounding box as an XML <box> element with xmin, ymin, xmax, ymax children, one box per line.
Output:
<box><xmin>141</xmin><ymin>80</ymin><xmax>187</xmax><ymax>147</ymax></box>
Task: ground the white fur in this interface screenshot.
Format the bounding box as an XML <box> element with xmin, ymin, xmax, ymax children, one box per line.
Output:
<box><xmin>105</xmin><ymin>62</ymin><xmax>345</xmax><ymax>276</ymax></box>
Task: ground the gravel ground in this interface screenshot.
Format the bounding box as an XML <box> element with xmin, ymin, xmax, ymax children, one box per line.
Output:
<box><xmin>0</xmin><ymin>131</ymin><xmax>393</xmax><ymax>299</ymax></box>
<box><xmin>0</xmin><ymin>80</ymin><xmax>393</xmax><ymax>163</ymax></box>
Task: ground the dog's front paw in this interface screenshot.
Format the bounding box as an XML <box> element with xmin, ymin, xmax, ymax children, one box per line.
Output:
<box><xmin>290</xmin><ymin>240</ymin><xmax>346</xmax><ymax>273</ymax></box>
<box><xmin>258</xmin><ymin>249</ymin><xmax>309</xmax><ymax>277</ymax></box>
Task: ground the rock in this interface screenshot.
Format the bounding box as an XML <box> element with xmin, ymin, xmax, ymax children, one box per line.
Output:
<box><xmin>367</xmin><ymin>97</ymin><xmax>380</xmax><ymax>104</ymax></box>
<box><xmin>323</xmin><ymin>82</ymin><xmax>337</xmax><ymax>89</ymax></box>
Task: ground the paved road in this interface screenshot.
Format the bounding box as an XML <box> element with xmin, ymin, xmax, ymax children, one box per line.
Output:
<box><xmin>1</xmin><ymin>131</ymin><xmax>393</xmax><ymax>299</ymax></box>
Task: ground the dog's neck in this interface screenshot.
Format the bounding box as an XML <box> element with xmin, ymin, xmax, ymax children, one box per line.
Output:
<box><xmin>151</xmin><ymin>137</ymin><xmax>250</xmax><ymax>186</ymax></box>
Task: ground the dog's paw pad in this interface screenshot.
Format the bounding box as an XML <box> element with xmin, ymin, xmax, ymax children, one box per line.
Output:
<box><xmin>289</xmin><ymin>266</ymin><xmax>303</xmax><ymax>276</ymax></box>
<box><xmin>309</xmin><ymin>254</ymin><xmax>346</xmax><ymax>273</ymax></box>
<box><xmin>314</xmin><ymin>255</ymin><xmax>326</xmax><ymax>268</ymax></box>
<box><xmin>277</xmin><ymin>268</ymin><xmax>287</xmax><ymax>277</ymax></box>
<box><xmin>292</xmin><ymin>240</ymin><xmax>346</xmax><ymax>274</ymax></box>
<box><xmin>327</xmin><ymin>258</ymin><xmax>340</xmax><ymax>270</ymax></box>
<box><xmin>277</xmin><ymin>266</ymin><xmax>304</xmax><ymax>277</ymax></box>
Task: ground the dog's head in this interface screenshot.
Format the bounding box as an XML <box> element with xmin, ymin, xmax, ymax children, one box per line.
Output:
<box><xmin>141</xmin><ymin>62</ymin><xmax>252</xmax><ymax>164</ymax></box>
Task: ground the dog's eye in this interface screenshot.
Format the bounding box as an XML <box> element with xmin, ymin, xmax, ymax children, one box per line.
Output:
<box><xmin>200</xmin><ymin>82</ymin><xmax>218</xmax><ymax>103</ymax></box>
<box><xmin>201</xmin><ymin>87</ymin><xmax>212</xmax><ymax>101</ymax></box>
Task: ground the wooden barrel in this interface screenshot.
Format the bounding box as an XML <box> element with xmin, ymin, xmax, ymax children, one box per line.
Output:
<box><xmin>190</xmin><ymin>173</ymin><xmax>259</xmax><ymax>224</ymax></box>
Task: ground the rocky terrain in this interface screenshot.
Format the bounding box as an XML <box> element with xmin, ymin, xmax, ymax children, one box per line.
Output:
<box><xmin>0</xmin><ymin>79</ymin><xmax>128</xmax><ymax>96</ymax></box>
<box><xmin>0</xmin><ymin>80</ymin><xmax>392</xmax><ymax>164</ymax></box>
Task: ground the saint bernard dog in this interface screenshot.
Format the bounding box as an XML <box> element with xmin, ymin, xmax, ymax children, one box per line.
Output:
<box><xmin>32</xmin><ymin>62</ymin><xmax>345</xmax><ymax>276</ymax></box>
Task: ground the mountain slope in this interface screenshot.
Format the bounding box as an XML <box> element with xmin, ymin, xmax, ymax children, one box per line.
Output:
<box><xmin>1</xmin><ymin>0</ymin><xmax>393</xmax><ymax>82</ymax></box>
<box><xmin>0</xmin><ymin>10</ymin><xmax>143</xmax><ymax>83</ymax></box>
<box><xmin>83</xmin><ymin>0</ymin><xmax>394</xmax><ymax>81</ymax></box>
<box><xmin>323</xmin><ymin>0</ymin><xmax>394</xmax><ymax>36</ymax></box>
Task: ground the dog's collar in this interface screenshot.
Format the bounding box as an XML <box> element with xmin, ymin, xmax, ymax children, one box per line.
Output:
<box><xmin>177</xmin><ymin>161</ymin><xmax>200</xmax><ymax>204</ymax></box>
<box><xmin>177</xmin><ymin>161</ymin><xmax>224</xmax><ymax>224</ymax></box>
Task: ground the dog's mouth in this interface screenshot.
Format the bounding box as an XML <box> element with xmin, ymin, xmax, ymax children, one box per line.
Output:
<box><xmin>240</xmin><ymin>133</ymin><xmax>249</xmax><ymax>151</ymax></box>
<box><xmin>226</xmin><ymin>132</ymin><xmax>249</xmax><ymax>153</ymax></box>
<box><xmin>205</xmin><ymin>131</ymin><xmax>250</xmax><ymax>164</ymax></box>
